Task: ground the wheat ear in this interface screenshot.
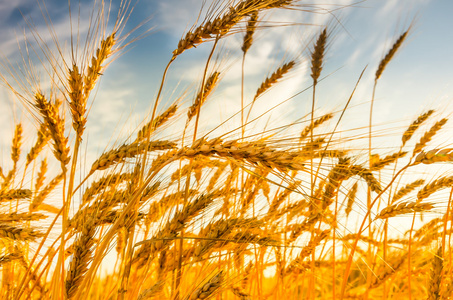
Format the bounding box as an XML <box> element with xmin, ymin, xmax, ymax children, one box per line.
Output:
<box><xmin>34</xmin><ymin>159</ymin><xmax>47</xmax><ymax>193</ymax></box>
<box><xmin>11</xmin><ymin>123</ymin><xmax>22</xmax><ymax>164</ymax></box>
<box><xmin>230</xmin><ymin>286</ymin><xmax>251</xmax><ymax>300</ymax></box>
<box><xmin>137</xmin><ymin>281</ymin><xmax>165</xmax><ymax>300</ymax></box>
<box><xmin>402</xmin><ymin>110</ymin><xmax>434</xmax><ymax>146</ymax></box>
<box><xmin>242</xmin><ymin>11</ymin><xmax>259</xmax><ymax>54</ymax></box>
<box><xmin>322</xmin><ymin>157</ymin><xmax>352</xmax><ymax>209</ymax></box>
<box><xmin>136</xmin><ymin>104</ymin><xmax>178</xmax><ymax>142</ymax></box>
<box><xmin>190</xmin><ymin>271</ymin><xmax>224</xmax><ymax>300</ymax></box>
<box><xmin>427</xmin><ymin>247</ymin><xmax>443</xmax><ymax>300</ymax></box>
<box><xmin>0</xmin><ymin>224</ymin><xmax>43</xmax><ymax>241</ymax></box>
<box><xmin>65</xmin><ymin>217</ymin><xmax>96</xmax><ymax>299</ymax></box>
<box><xmin>0</xmin><ymin>251</ymin><xmax>23</xmax><ymax>265</ymax></box>
<box><xmin>30</xmin><ymin>173</ymin><xmax>64</xmax><ymax>212</ymax></box>
<box><xmin>0</xmin><ymin>189</ymin><xmax>32</xmax><ymax>202</ymax></box>
<box><xmin>370</xmin><ymin>151</ymin><xmax>407</xmax><ymax>171</ymax></box>
<box><xmin>311</xmin><ymin>28</ymin><xmax>327</xmax><ymax>85</ymax></box>
<box><xmin>0</xmin><ymin>212</ymin><xmax>47</xmax><ymax>222</ymax></box>
<box><xmin>133</xmin><ymin>191</ymin><xmax>220</xmax><ymax>266</ymax></box>
<box><xmin>350</xmin><ymin>165</ymin><xmax>382</xmax><ymax>192</ymax></box>
<box><xmin>375</xmin><ymin>30</ymin><xmax>409</xmax><ymax>81</ymax></box>
<box><xmin>254</xmin><ymin>61</ymin><xmax>296</xmax><ymax>101</ymax></box>
<box><xmin>10</xmin><ymin>124</ymin><xmax>22</xmax><ymax>169</ymax></box>
<box><xmin>187</xmin><ymin>71</ymin><xmax>220</xmax><ymax>122</ymax></box>
<box><xmin>417</xmin><ymin>176</ymin><xmax>453</xmax><ymax>202</ymax></box>
<box><xmin>68</xmin><ymin>64</ymin><xmax>85</xmax><ymax>137</ymax></box>
<box><xmin>3</xmin><ymin>124</ymin><xmax>23</xmax><ymax>186</ymax></box>
<box><xmin>34</xmin><ymin>93</ymin><xmax>70</xmax><ymax>170</ymax></box>
<box><xmin>414</xmin><ymin>148</ymin><xmax>453</xmax><ymax>165</ymax></box>
<box><xmin>413</xmin><ymin>118</ymin><xmax>448</xmax><ymax>156</ymax></box>
<box><xmin>84</xmin><ymin>33</ymin><xmax>116</xmax><ymax>99</ymax></box>
<box><xmin>375</xmin><ymin>201</ymin><xmax>434</xmax><ymax>219</ymax></box>
<box><xmin>26</xmin><ymin>124</ymin><xmax>50</xmax><ymax>167</ymax></box>
<box><xmin>391</xmin><ymin>179</ymin><xmax>425</xmax><ymax>203</ymax></box>
<box><xmin>81</xmin><ymin>172</ymin><xmax>133</xmax><ymax>204</ymax></box>
<box><xmin>345</xmin><ymin>182</ymin><xmax>358</xmax><ymax>217</ymax></box>
<box><xmin>173</xmin><ymin>0</ymin><xmax>295</xmax><ymax>57</ymax></box>
<box><xmin>368</xmin><ymin>252</ymin><xmax>407</xmax><ymax>289</ymax></box>
<box><xmin>89</xmin><ymin>140</ymin><xmax>177</xmax><ymax>174</ymax></box>
<box><xmin>300</xmin><ymin>113</ymin><xmax>333</xmax><ymax>140</ymax></box>
<box><xmin>286</xmin><ymin>230</ymin><xmax>329</xmax><ymax>274</ymax></box>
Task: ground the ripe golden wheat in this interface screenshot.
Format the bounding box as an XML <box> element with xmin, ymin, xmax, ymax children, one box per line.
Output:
<box><xmin>0</xmin><ymin>1</ymin><xmax>451</xmax><ymax>300</ymax></box>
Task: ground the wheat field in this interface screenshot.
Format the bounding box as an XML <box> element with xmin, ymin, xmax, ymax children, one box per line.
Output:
<box><xmin>0</xmin><ymin>0</ymin><xmax>452</xmax><ymax>299</ymax></box>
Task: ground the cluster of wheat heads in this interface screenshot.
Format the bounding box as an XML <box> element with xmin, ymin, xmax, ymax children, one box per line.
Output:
<box><xmin>1</xmin><ymin>0</ymin><xmax>453</xmax><ymax>299</ymax></box>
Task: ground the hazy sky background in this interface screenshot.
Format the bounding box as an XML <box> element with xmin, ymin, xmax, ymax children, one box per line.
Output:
<box><xmin>0</xmin><ymin>0</ymin><xmax>452</xmax><ymax>165</ymax></box>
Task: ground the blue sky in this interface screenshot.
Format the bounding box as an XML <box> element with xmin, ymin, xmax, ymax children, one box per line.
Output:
<box><xmin>1</xmin><ymin>0</ymin><xmax>453</xmax><ymax>161</ymax></box>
